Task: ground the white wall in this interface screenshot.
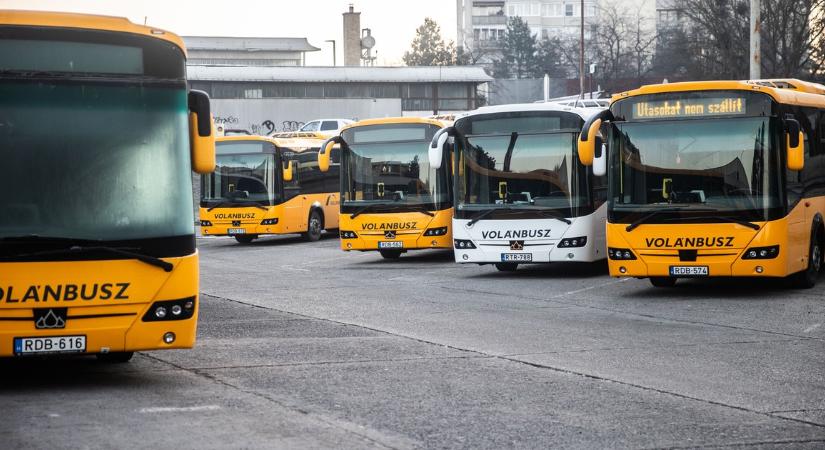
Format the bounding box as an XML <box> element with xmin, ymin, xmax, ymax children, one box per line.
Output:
<box><xmin>211</xmin><ymin>98</ymin><xmax>402</xmax><ymax>135</ymax></box>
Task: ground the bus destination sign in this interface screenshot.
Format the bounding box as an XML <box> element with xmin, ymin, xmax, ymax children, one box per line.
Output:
<box><xmin>632</xmin><ymin>97</ymin><xmax>746</xmax><ymax>119</ymax></box>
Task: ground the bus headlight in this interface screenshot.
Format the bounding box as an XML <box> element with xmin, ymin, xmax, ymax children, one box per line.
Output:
<box><xmin>558</xmin><ymin>236</ymin><xmax>587</xmax><ymax>248</ymax></box>
<box><xmin>142</xmin><ymin>297</ymin><xmax>197</xmax><ymax>322</ymax></box>
<box><xmin>260</xmin><ymin>218</ymin><xmax>279</xmax><ymax>225</ymax></box>
<box><xmin>340</xmin><ymin>230</ymin><xmax>358</xmax><ymax>239</ymax></box>
<box><xmin>742</xmin><ymin>245</ymin><xmax>779</xmax><ymax>259</ymax></box>
<box><xmin>424</xmin><ymin>227</ymin><xmax>448</xmax><ymax>236</ymax></box>
<box><xmin>200</xmin><ymin>220</ymin><xmax>213</xmax><ymax>227</ymax></box>
<box><xmin>608</xmin><ymin>247</ymin><xmax>637</xmax><ymax>260</ymax></box>
<box><xmin>454</xmin><ymin>239</ymin><xmax>476</xmax><ymax>249</ymax></box>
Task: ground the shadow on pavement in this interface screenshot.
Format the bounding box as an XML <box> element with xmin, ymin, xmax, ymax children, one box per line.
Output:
<box><xmin>464</xmin><ymin>260</ymin><xmax>610</xmax><ymax>280</ymax></box>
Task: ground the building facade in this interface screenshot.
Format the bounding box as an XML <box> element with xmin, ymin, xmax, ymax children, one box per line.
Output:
<box><xmin>457</xmin><ymin>0</ymin><xmax>600</xmax><ymax>60</ymax></box>
<box><xmin>183</xmin><ymin>36</ymin><xmax>320</xmax><ymax>67</ymax></box>
<box><xmin>187</xmin><ymin>66</ymin><xmax>492</xmax><ymax>134</ymax></box>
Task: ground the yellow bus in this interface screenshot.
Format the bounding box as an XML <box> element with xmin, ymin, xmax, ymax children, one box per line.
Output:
<box><xmin>318</xmin><ymin>118</ymin><xmax>453</xmax><ymax>259</ymax></box>
<box><xmin>200</xmin><ymin>135</ymin><xmax>340</xmax><ymax>243</ymax></box>
<box><xmin>0</xmin><ymin>11</ymin><xmax>215</xmax><ymax>361</ymax></box>
<box><xmin>578</xmin><ymin>79</ymin><xmax>825</xmax><ymax>288</ymax></box>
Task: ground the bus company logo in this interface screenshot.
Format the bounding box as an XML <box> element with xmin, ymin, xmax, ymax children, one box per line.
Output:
<box><xmin>361</xmin><ymin>222</ymin><xmax>418</xmax><ymax>231</ymax></box>
<box><xmin>480</xmin><ymin>229</ymin><xmax>552</xmax><ymax>240</ymax></box>
<box><xmin>34</xmin><ymin>308</ymin><xmax>67</xmax><ymax>329</ymax></box>
<box><xmin>510</xmin><ymin>241</ymin><xmax>525</xmax><ymax>251</ymax></box>
<box><xmin>384</xmin><ymin>231</ymin><xmax>397</xmax><ymax>239</ymax></box>
<box><xmin>645</xmin><ymin>237</ymin><xmax>735</xmax><ymax>248</ymax></box>
<box><xmin>0</xmin><ymin>283</ymin><xmax>131</xmax><ymax>304</ymax></box>
<box><xmin>213</xmin><ymin>213</ymin><xmax>256</xmax><ymax>220</ymax></box>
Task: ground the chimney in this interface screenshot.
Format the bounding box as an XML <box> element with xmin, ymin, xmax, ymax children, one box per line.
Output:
<box><xmin>343</xmin><ymin>4</ymin><xmax>361</xmax><ymax>66</ymax></box>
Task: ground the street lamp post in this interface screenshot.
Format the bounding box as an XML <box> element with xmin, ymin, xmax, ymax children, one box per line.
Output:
<box><xmin>580</xmin><ymin>0</ymin><xmax>585</xmax><ymax>97</ymax></box>
<box><xmin>325</xmin><ymin>39</ymin><xmax>336</xmax><ymax>67</ymax></box>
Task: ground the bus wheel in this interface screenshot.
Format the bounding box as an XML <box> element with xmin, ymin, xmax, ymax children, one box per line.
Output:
<box><xmin>234</xmin><ymin>235</ymin><xmax>256</xmax><ymax>244</ymax></box>
<box><xmin>379</xmin><ymin>249</ymin><xmax>402</xmax><ymax>259</ymax></box>
<box><xmin>791</xmin><ymin>230</ymin><xmax>823</xmax><ymax>289</ymax></box>
<box><xmin>304</xmin><ymin>210</ymin><xmax>323</xmax><ymax>242</ymax></box>
<box><xmin>649</xmin><ymin>277</ymin><xmax>677</xmax><ymax>288</ymax></box>
<box><xmin>494</xmin><ymin>263</ymin><xmax>518</xmax><ymax>272</ymax></box>
<box><xmin>96</xmin><ymin>352</ymin><xmax>134</xmax><ymax>363</ymax></box>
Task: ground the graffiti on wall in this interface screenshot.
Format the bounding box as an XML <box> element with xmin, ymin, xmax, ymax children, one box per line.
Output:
<box><xmin>215</xmin><ymin>116</ymin><xmax>306</xmax><ymax>135</ymax></box>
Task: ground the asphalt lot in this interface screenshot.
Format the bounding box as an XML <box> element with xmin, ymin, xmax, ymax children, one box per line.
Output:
<box><xmin>2</xmin><ymin>232</ymin><xmax>824</xmax><ymax>449</ymax></box>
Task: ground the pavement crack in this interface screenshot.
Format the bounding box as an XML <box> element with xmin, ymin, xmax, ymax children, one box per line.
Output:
<box><xmin>140</xmin><ymin>352</ymin><xmax>406</xmax><ymax>449</ymax></box>
<box><xmin>442</xmin><ymin>285</ymin><xmax>825</xmax><ymax>343</ymax></box>
<box><xmin>204</xmin><ymin>293</ymin><xmax>825</xmax><ymax>432</ymax></box>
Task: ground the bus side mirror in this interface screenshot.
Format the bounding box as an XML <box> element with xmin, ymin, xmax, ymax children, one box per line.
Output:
<box><xmin>283</xmin><ymin>160</ymin><xmax>296</xmax><ymax>182</ymax></box>
<box><xmin>577</xmin><ymin>118</ymin><xmax>601</xmax><ymax>166</ymax></box>
<box><xmin>429</xmin><ymin>126</ymin><xmax>454</xmax><ymax>170</ymax></box>
<box><xmin>318</xmin><ymin>138</ymin><xmax>338</xmax><ymax>173</ymax></box>
<box><xmin>785</xmin><ymin>119</ymin><xmax>804</xmax><ymax>171</ymax></box>
<box><xmin>593</xmin><ymin>139</ymin><xmax>607</xmax><ymax>177</ymax></box>
<box><xmin>188</xmin><ymin>90</ymin><xmax>216</xmax><ymax>174</ymax></box>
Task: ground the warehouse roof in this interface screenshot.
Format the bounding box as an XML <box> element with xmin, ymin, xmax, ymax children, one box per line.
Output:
<box><xmin>187</xmin><ymin>65</ymin><xmax>493</xmax><ymax>83</ymax></box>
<box><xmin>183</xmin><ymin>36</ymin><xmax>320</xmax><ymax>52</ymax></box>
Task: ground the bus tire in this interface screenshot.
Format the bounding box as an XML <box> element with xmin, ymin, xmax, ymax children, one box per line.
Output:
<box><xmin>234</xmin><ymin>235</ymin><xmax>256</xmax><ymax>244</ymax></box>
<box><xmin>379</xmin><ymin>249</ymin><xmax>402</xmax><ymax>259</ymax></box>
<box><xmin>304</xmin><ymin>210</ymin><xmax>323</xmax><ymax>242</ymax></box>
<box><xmin>649</xmin><ymin>277</ymin><xmax>677</xmax><ymax>288</ymax></box>
<box><xmin>494</xmin><ymin>263</ymin><xmax>518</xmax><ymax>272</ymax></box>
<box><xmin>96</xmin><ymin>352</ymin><xmax>134</xmax><ymax>363</ymax></box>
<box><xmin>790</xmin><ymin>227</ymin><xmax>823</xmax><ymax>289</ymax></box>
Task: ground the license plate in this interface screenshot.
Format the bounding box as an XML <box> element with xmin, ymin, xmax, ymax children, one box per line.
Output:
<box><xmin>379</xmin><ymin>241</ymin><xmax>403</xmax><ymax>249</ymax></box>
<box><xmin>501</xmin><ymin>253</ymin><xmax>532</xmax><ymax>262</ymax></box>
<box><xmin>669</xmin><ymin>266</ymin><xmax>709</xmax><ymax>276</ymax></box>
<box><xmin>227</xmin><ymin>228</ymin><xmax>246</xmax><ymax>235</ymax></box>
<box><xmin>14</xmin><ymin>335</ymin><xmax>86</xmax><ymax>355</ymax></box>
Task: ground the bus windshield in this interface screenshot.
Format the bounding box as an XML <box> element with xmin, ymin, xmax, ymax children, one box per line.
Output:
<box><xmin>457</xmin><ymin>132</ymin><xmax>583</xmax><ymax>213</ymax></box>
<box><xmin>611</xmin><ymin>117</ymin><xmax>782</xmax><ymax>221</ymax></box>
<box><xmin>0</xmin><ymin>82</ymin><xmax>194</xmax><ymax>243</ymax></box>
<box><xmin>202</xmin><ymin>144</ymin><xmax>279</xmax><ymax>207</ymax></box>
<box><xmin>342</xmin><ymin>127</ymin><xmax>450</xmax><ymax>211</ymax></box>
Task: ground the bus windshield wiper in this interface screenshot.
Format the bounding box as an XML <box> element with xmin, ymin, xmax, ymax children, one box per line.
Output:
<box><xmin>466</xmin><ymin>206</ymin><xmax>571</xmax><ymax>227</ymax></box>
<box><xmin>350</xmin><ymin>203</ymin><xmax>382</xmax><ymax>219</ymax></box>
<box><xmin>389</xmin><ymin>204</ymin><xmax>435</xmax><ymax>217</ymax></box>
<box><xmin>663</xmin><ymin>215</ymin><xmax>760</xmax><ymax>230</ymax></box>
<box><xmin>206</xmin><ymin>200</ymin><xmax>269</xmax><ymax>212</ymax></box>
<box><xmin>624</xmin><ymin>207</ymin><xmax>716</xmax><ymax>232</ymax></box>
<box><xmin>2</xmin><ymin>245</ymin><xmax>174</xmax><ymax>272</ymax></box>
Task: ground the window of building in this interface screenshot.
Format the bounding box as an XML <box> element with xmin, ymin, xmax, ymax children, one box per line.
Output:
<box><xmin>565</xmin><ymin>4</ymin><xmax>573</xmax><ymax>16</ymax></box>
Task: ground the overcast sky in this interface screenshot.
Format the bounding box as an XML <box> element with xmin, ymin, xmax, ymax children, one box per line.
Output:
<box><xmin>2</xmin><ymin>0</ymin><xmax>459</xmax><ymax>65</ymax></box>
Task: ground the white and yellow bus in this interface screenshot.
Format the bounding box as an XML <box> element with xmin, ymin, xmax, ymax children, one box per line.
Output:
<box><xmin>0</xmin><ymin>11</ymin><xmax>215</xmax><ymax>361</ymax></box>
<box><xmin>578</xmin><ymin>79</ymin><xmax>825</xmax><ymax>288</ymax></box>
<box><xmin>199</xmin><ymin>135</ymin><xmax>339</xmax><ymax>243</ymax></box>
<box><xmin>318</xmin><ymin>118</ymin><xmax>453</xmax><ymax>259</ymax></box>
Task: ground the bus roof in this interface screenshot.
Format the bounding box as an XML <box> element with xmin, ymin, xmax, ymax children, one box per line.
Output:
<box><xmin>613</xmin><ymin>79</ymin><xmax>825</xmax><ymax>109</ymax></box>
<box><xmin>216</xmin><ymin>135</ymin><xmax>325</xmax><ymax>152</ymax></box>
<box><xmin>342</xmin><ymin>117</ymin><xmax>447</xmax><ymax>132</ymax></box>
<box><xmin>456</xmin><ymin>102</ymin><xmax>605</xmax><ymax>122</ymax></box>
<box><xmin>0</xmin><ymin>10</ymin><xmax>186</xmax><ymax>55</ymax></box>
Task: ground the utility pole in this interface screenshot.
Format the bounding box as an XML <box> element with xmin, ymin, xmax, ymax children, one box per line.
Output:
<box><xmin>750</xmin><ymin>0</ymin><xmax>761</xmax><ymax>79</ymax></box>
<box><xmin>580</xmin><ymin>0</ymin><xmax>585</xmax><ymax>97</ymax></box>
<box><xmin>325</xmin><ymin>40</ymin><xmax>336</xmax><ymax>66</ymax></box>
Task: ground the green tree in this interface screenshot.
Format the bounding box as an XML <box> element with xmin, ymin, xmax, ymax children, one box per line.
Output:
<box><xmin>493</xmin><ymin>16</ymin><xmax>539</xmax><ymax>79</ymax></box>
<box><xmin>403</xmin><ymin>18</ymin><xmax>457</xmax><ymax>66</ymax></box>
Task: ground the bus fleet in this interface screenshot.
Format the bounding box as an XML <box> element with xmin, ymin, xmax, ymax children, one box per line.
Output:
<box><xmin>2</xmin><ymin>10</ymin><xmax>822</xmax><ymax>364</ymax></box>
